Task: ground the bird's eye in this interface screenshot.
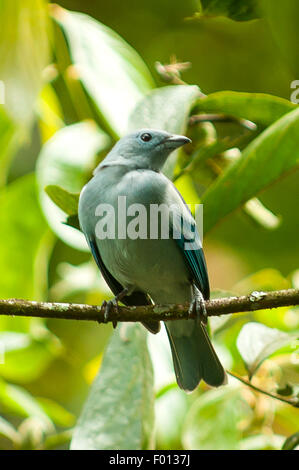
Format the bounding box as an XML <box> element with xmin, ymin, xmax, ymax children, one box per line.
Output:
<box><xmin>140</xmin><ymin>133</ymin><xmax>152</xmax><ymax>142</ymax></box>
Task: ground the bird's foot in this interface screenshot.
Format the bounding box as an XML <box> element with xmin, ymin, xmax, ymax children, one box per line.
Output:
<box><xmin>101</xmin><ymin>299</ymin><xmax>118</xmax><ymax>328</ymax></box>
<box><xmin>188</xmin><ymin>286</ymin><xmax>208</xmax><ymax>325</ymax></box>
<box><xmin>101</xmin><ymin>288</ymin><xmax>129</xmax><ymax>329</ymax></box>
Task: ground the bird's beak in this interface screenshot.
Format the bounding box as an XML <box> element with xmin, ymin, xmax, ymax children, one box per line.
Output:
<box><xmin>163</xmin><ymin>134</ymin><xmax>191</xmax><ymax>149</ymax></box>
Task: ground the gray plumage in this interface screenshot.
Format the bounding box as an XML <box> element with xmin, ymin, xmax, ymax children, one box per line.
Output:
<box><xmin>78</xmin><ymin>128</ymin><xmax>226</xmax><ymax>391</ymax></box>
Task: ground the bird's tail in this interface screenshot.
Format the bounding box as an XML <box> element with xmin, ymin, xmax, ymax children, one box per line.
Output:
<box><xmin>165</xmin><ymin>319</ymin><xmax>226</xmax><ymax>391</ymax></box>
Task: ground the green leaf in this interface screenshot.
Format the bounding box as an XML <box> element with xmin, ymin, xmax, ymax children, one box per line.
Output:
<box><xmin>38</xmin><ymin>83</ymin><xmax>65</xmax><ymax>141</ymax></box>
<box><xmin>0</xmin><ymin>379</ymin><xmax>54</xmax><ymax>432</ymax></box>
<box><xmin>65</xmin><ymin>214</ymin><xmax>81</xmax><ymax>231</ymax></box>
<box><xmin>37</xmin><ymin>398</ymin><xmax>75</xmax><ymax>428</ymax></box>
<box><xmin>262</xmin><ymin>0</ymin><xmax>299</xmax><ymax>76</ymax></box>
<box><xmin>0</xmin><ymin>332</ymin><xmax>30</xmax><ymax>352</ymax></box>
<box><xmin>45</xmin><ymin>185</ymin><xmax>79</xmax><ymax>216</ymax></box>
<box><xmin>236</xmin><ymin>322</ymin><xmax>298</xmax><ymax>378</ymax></box>
<box><xmin>37</xmin><ymin>121</ymin><xmax>109</xmax><ymax>249</ymax></box>
<box><xmin>194</xmin><ymin>91</ymin><xmax>297</xmax><ymax>127</ymax></box>
<box><xmin>183</xmin><ymin>386</ymin><xmax>252</xmax><ymax>450</ymax></box>
<box><xmin>0</xmin><ymin>0</ymin><xmax>50</xmax><ymax>126</ymax></box>
<box><xmin>0</xmin><ymin>416</ymin><xmax>21</xmax><ymax>445</ymax></box>
<box><xmin>53</xmin><ymin>6</ymin><xmax>155</xmax><ymax>137</ymax></box>
<box><xmin>0</xmin><ymin>106</ymin><xmax>16</xmax><ymax>186</ymax></box>
<box><xmin>0</xmin><ymin>174</ymin><xmax>47</xmax><ymax>299</ymax></box>
<box><xmin>201</xmin><ymin>107</ymin><xmax>299</xmax><ymax>233</ymax></box>
<box><xmin>0</xmin><ymin>330</ymin><xmax>61</xmax><ymax>383</ymax></box>
<box><xmin>71</xmin><ymin>323</ymin><xmax>154</xmax><ymax>450</ymax></box>
<box><xmin>282</xmin><ymin>432</ymin><xmax>299</xmax><ymax>450</ymax></box>
<box><xmin>198</xmin><ymin>0</ymin><xmax>260</xmax><ymax>21</ymax></box>
<box><xmin>239</xmin><ymin>434</ymin><xmax>284</xmax><ymax>450</ymax></box>
<box><xmin>128</xmin><ymin>85</ymin><xmax>199</xmax><ymax>178</ymax></box>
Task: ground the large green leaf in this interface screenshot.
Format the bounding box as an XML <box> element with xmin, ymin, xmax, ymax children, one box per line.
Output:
<box><xmin>0</xmin><ymin>0</ymin><xmax>50</xmax><ymax>126</ymax></box>
<box><xmin>201</xmin><ymin>107</ymin><xmax>299</xmax><ymax>233</ymax></box>
<box><xmin>262</xmin><ymin>0</ymin><xmax>299</xmax><ymax>76</ymax></box>
<box><xmin>236</xmin><ymin>322</ymin><xmax>298</xmax><ymax>378</ymax></box>
<box><xmin>194</xmin><ymin>91</ymin><xmax>297</xmax><ymax>127</ymax></box>
<box><xmin>71</xmin><ymin>323</ymin><xmax>154</xmax><ymax>450</ymax></box>
<box><xmin>128</xmin><ymin>85</ymin><xmax>199</xmax><ymax>178</ymax></box>
<box><xmin>0</xmin><ymin>174</ymin><xmax>47</xmax><ymax>299</ymax></box>
<box><xmin>53</xmin><ymin>6</ymin><xmax>155</xmax><ymax>137</ymax></box>
<box><xmin>37</xmin><ymin>121</ymin><xmax>109</xmax><ymax>250</ymax></box>
<box><xmin>0</xmin><ymin>330</ymin><xmax>61</xmax><ymax>383</ymax></box>
<box><xmin>0</xmin><ymin>106</ymin><xmax>16</xmax><ymax>186</ymax></box>
<box><xmin>183</xmin><ymin>386</ymin><xmax>252</xmax><ymax>450</ymax></box>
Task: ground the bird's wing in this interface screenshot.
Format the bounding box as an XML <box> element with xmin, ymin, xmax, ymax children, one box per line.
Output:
<box><xmin>169</xmin><ymin>186</ymin><xmax>210</xmax><ymax>300</ymax></box>
<box><xmin>174</xmin><ymin>231</ymin><xmax>210</xmax><ymax>300</ymax></box>
<box><xmin>88</xmin><ymin>237</ymin><xmax>160</xmax><ymax>334</ymax></box>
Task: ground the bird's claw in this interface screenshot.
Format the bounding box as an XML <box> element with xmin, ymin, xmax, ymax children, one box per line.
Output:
<box><xmin>188</xmin><ymin>288</ymin><xmax>208</xmax><ymax>325</ymax></box>
<box><xmin>101</xmin><ymin>299</ymin><xmax>118</xmax><ymax>328</ymax></box>
<box><xmin>101</xmin><ymin>288</ymin><xmax>130</xmax><ymax>329</ymax></box>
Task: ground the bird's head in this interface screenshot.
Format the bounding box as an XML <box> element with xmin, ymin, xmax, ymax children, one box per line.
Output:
<box><xmin>97</xmin><ymin>128</ymin><xmax>191</xmax><ymax>172</ymax></box>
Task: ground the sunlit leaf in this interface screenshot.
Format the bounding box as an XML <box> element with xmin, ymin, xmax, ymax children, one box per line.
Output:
<box><xmin>0</xmin><ymin>174</ymin><xmax>47</xmax><ymax>299</ymax></box>
<box><xmin>37</xmin><ymin>121</ymin><xmax>109</xmax><ymax>250</ymax></box>
<box><xmin>0</xmin><ymin>332</ymin><xmax>30</xmax><ymax>352</ymax></box>
<box><xmin>234</xmin><ymin>268</ymin><xmax>290</xmax><ymax>295</ymax></box>
<box><xmin>155</xmin><ymin>388</ymin><xmax>188</xmax><ymax>450</ymax></box>
<box><xmin>0</xmin><ymin>0</ymin><xmax>50</xmax><ymax>126</ymax></box>
<box><xmin>37</xmin><ymin>398</ymin><xmax>75</xmax><ymax>428</ymax></box>
<box><xmin>45</xmin><ymin>185</ymin><xmax>79</xmax><ymax>216</ymax></box>
<box><xmin>128</xmin><ymin>85</ymin><xmax>199</xmax><ymax>178</ymax></box>
<box><xmin>239</xmin><ymin>434</ymin><xmax>284</xmax><ymax>450</ymax></box>
<box><xmin>183</xmin><ymin>386</ymin><xmax>252</xmax><ymax>450</ymax></box>
<box><xmin>194</xmin><ymin>91</ymin><xmax>297</xmax><ymax>127</ymax></box>
<box><xmin>0</xmin><ymin>106</ymin><xmax>16</xmax><ymax>186</ymax></box>
<box><xmin>0</xmin><ymin>379</ymin><xmax>54</xmax><ymax>432</ymax></box>
<box><xmin>71</xmin><ymin>323</ymin><xmax>154</xmax><ymax>450</ymax></box>
<box><xmin>52</xmin><ymin>5</ymin><xmax>155</xmax><ymax>137</ymax></box>
<box><xmin>0</xmin><ymin>330</ymin><xmax>61</xmax><ymax>383</ymax></box>
<box><xmin>273</xmin><ymin>403</ymin><xmax>299</xmax><ymax>443</ymax></box>
<box><xmin>201</xmin><ymin>107</ymin><xmax>299</xmax><ymax>233</ymax></box>
<box><xmin>38</xmin><ymin>83</ymin><xmax>65</xmax><ymax>142</ymax></box>
<box><xmin>236</xmin><ymin>322</ymin><xmax>298</xmax><ymax>378</ymax></box>
<box><xmin>0</xmin><ymin>416</ymin><xmax>20</xmax><ymax>445</ymax></box>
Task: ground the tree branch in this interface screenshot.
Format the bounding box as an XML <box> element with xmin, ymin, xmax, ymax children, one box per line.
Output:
<box><xmin>0</xmin><ymin>289</ymin><xmax>298</xmax><ymax>324</ymax></box>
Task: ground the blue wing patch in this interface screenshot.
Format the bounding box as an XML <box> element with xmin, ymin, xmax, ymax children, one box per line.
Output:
<box><xmin>171</xmin><ymin>222</ymin><xmax>210</xmax><ymax>300</ymax></box>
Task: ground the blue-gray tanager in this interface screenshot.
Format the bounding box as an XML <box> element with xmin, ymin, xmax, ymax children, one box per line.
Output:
<box><xmin>78</xmin><ymin>129</ymin><xmax>226</xmax><ymax>391</ymax></box>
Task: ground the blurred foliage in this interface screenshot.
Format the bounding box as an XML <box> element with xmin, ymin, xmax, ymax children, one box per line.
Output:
<box><xmin>0</xmin><ymin>0</ymin><xmax>298</xmax><ymax>450</ymax></box>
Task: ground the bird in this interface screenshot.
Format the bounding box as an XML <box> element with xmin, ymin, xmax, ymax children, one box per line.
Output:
<box><xmin>78</xmin><ymin>128</ymin><xmax>227</xmax><ymax>391</ymax></box>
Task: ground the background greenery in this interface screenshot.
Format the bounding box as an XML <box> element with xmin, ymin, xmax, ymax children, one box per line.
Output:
<box><xmin>0</xmin><ymin>0</ymin><xmax>298</xmax><ymax>450</ymax></box>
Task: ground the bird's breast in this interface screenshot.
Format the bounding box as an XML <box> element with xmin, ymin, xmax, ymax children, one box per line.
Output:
<box><xmin>79</xmin><ymin>166</ymin><xmax>192</xmax><ymax>303</ymax></box>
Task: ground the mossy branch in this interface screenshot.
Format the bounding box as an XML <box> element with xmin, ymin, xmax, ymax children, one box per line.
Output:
<box><xmin>0</xmin><ymin>289</ymin><xmax>298</xmax><ymax>323</ymax></box>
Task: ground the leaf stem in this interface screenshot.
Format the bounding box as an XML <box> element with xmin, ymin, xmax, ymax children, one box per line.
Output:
<box><xmin>228</xmin><ymin>370</ymin><xmax>299</xmax><ymax>407</ymax></box>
